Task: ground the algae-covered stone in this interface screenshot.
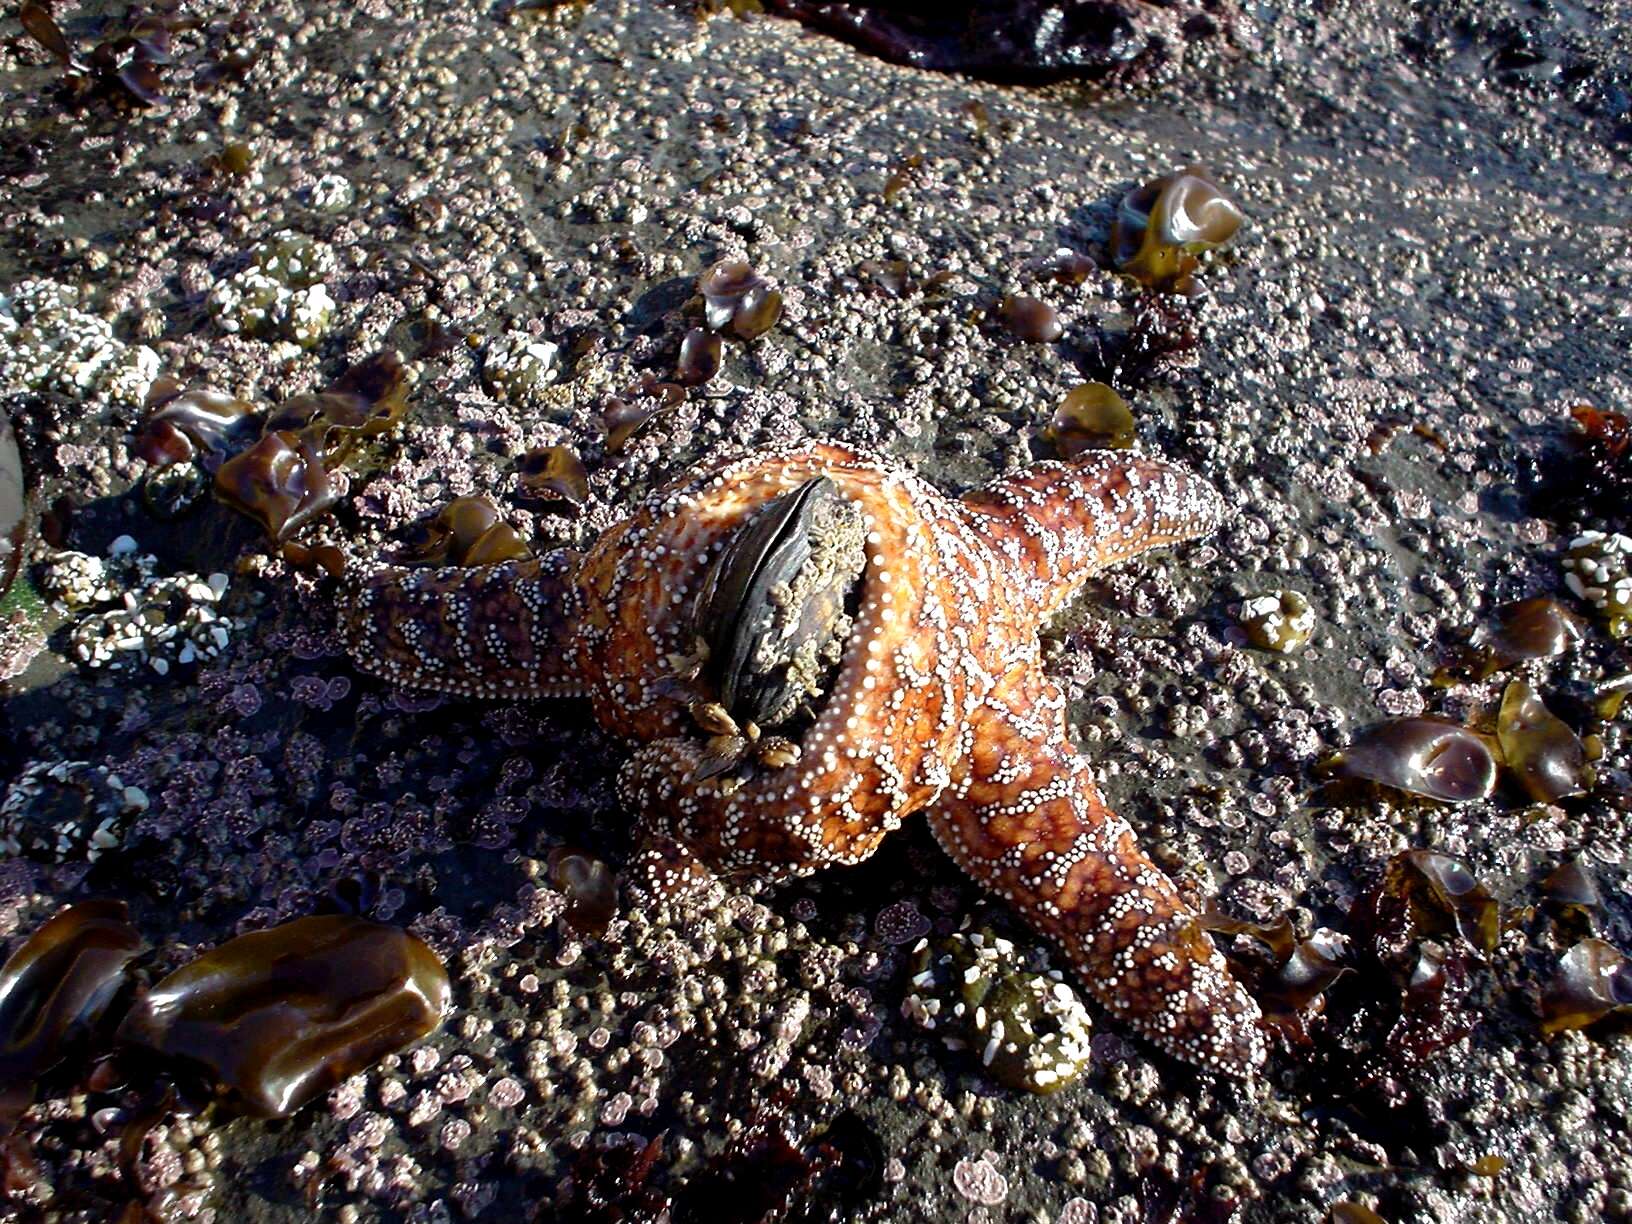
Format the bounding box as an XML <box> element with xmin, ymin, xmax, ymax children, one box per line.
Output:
<box><xmin>1238</xmin><ymin>590</ymin><xmax>1316</xmax><ymax>653</ymax></box>
<box><xmin>903</xmin><ymin>930</ymin><xmax>1093</xmax><ymax>1094</ymax></box>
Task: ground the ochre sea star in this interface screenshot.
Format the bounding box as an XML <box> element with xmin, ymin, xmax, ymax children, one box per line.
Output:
<box><xmin>342</xmin><ymin>441</ymin><xmax>1267</xmax><ymax>1076</ymax></box>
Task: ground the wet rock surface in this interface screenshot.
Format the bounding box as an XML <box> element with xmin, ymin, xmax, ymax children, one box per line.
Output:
<box><xmin>1</xmin><ymin>0</ymin><xmax>1631</xmax><ymax>1220</ymax></box>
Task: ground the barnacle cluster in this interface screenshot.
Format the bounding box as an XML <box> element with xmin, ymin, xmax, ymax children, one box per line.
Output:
<box><xmin>483</xmin><ymin>329</ymin><xmax>561</xmax><ymax>403</ymax></box>
<box><xmin>38</xmin><ymin>537</ymin><xmax>236</xmax><ymax>676</ymax></box>
<box><xmin>0</xmin><ymin>279</ymin><xmax>160</xmax><ymax>408</ymax></box>
<box><xmin>0</xmin><ymin>760</ymin><xmax>149</xmax><ymax>865</ymax></box>
<box><xmin>902</xmin><ymin>930</ymin><xmax>1094</xmax><ymax>1094</ymax></box>
<box><xmin>1561</xmin><ymin>530</ymin><xmax>1632</xmax><ymax>638</ymax></box>
<box><xmin>207</xmin><ymin>230</ymin><xmax>337</xmax><ymax>349</ymax></box>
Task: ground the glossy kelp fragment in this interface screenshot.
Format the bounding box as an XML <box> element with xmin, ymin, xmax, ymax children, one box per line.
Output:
<box><xmin>263</xmin><ymin>350</ymin><xmax>410</xmax><ymax>465</ymax></box>
<box><xmin>1237</xmin><ymin>589</ymin><xmax>1316</xmax><ymax>654</ymax></box>
<box><xmin>1380</xmin><ymin>850</ymin><xmax>1500</xmax><ymax>956</ymax></box>
<box><xmin>547</xmin><ymin>848</ymin><xmax>618</xmax><ymax>938</ymax></box>
<box><xmin>1045</xmin><ymin>382</ymin><xmax>1135</xmax><ymax>456</ymax></box>
<box><xmin>676</xmin><ymin>328</ymin><xmax>723</xmax><ymax>387</ymax></box>
<box><xmin>1329</xmin><ymin>1205</ymin><xmax>1389</xmax><ymax>1224</ymax></box>
<box><xmin>1440</xmin><ymin>596</ymin><xmax>1588</xmax><ymax>681</ymax></box>
<box><xmin>401</xmin><ymin>497</ymin><xmax>532</xmax><ymax>567</ymax></box>
<box><xmin>997</xmin><ymin>294</ymin><xmax>1062</xmax><ymax>343</ymax></box>
<box><xmin>1109</xmin><ymin>165</ymin><xmax>1243</xmax><ymax>293</ymax></box>
<box><xmin>117</xmin><ymin>915</ymin><xmax>449</xmax><ymax>1119</ymax></box>
<box><xmin>1496</xmin><ymin>680</ymin><xmax>1588</xmax><ymax>803</ymax></box>
<box><xmin>1201</xmin><ymin>911</ymin><xmax>1349</xmax><ymax>1037</ymax></box>
<box><xmin>1540</xmin><ymin>938</ymin><xmax>1632</xmax><ymax>1034</ymax></box>
<box><xmin>209</xmin><ymin>352</ymin><xmax>409</xmax><ymax>542</ymax></box>
<box><xmin>603</xmin><ymin>378</ymin><xmax>687</xmax><ymax>454</ymax></box>
<box><xmin>213</xmin><ymin>432</ymin><xmax>337</xmax><ymax>542</ymax></box>
<box><xmin>135</xmin><ymin>387</ymin><xmax>259</xmax><ymax>469</ymax></box>
<box><xmin>1324</xmin><ymin>719</ymin><xmax>1497</xmax><ymax>803</ymax></box>
<box><xmin>0</xmin><ymin>901</ymin><xmax>144</xmax><ymax>1128</ymax></box>
<box><xmin>1541</xmin><ymin>857</ymin><xmax>1601</xmax><ymax>915</ymax></box>
<box><xmin>517</xmin><ymin>445</ymin><xmax>590</xmax><ymax>509</ymax></box>
<box><xmin>1532</xmin><ymin>405</ymin><xmax>1632</xmax><ymax>529</ymax></box>
<box><xmin>21</xmin><ymin>4</ymin><xmax>174</xmax><ymax>107</ymax></box>
<box><xmin>698</xmin><ymin>261</ymin><xmax>783</xmax><ymax>341</ymax></box>
<box><xmin>1322</xmin><ymin>858</ymin><xmax>1483</xmax><ymax>1104</ymax></box>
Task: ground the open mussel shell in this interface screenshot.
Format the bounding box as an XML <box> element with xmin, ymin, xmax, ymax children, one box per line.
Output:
<box><xmin>1324</xmin><ymin>718</ymin><xmax>1498</xmax><ymax>803</ymax></box>
<box><xmin>693</xmin><ymin>476</ymin><xmax>866</xmax><ymax>731</ymax></box>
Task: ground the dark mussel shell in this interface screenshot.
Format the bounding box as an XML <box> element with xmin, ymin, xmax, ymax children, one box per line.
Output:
<box><xmin>693</xmin><ymin>476</ymin><xmax>866</xmax><ymax>730</ymax></box>
<box><xmin>117</xmin><ymin>915</ymin><xmax>449</xmax><ymax>1119</ymax></box>
<box><xmin>0</xmin><ymin>901</ymin><xmax>145</xmax><ymax>1123</ymax></box>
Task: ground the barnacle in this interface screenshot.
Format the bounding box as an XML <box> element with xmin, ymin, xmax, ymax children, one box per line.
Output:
<box><xmin>1495</xmin><ymin>680</ymin><xmax>1588</xmax><ymax>803</ymax></box>
<box><xmin>1109</xmin><ymin>165</ymin><xmax>1243</xmax><ymax>293</ymax></box>
<box><xmin>1045</xmin><ymin>382</ymin><xmax>1136</xmax><ymax>456</ymax></box>
<box><xmin>117</xmin><ymin>915</ymin><xmax>449</xmax><ymax>1118</ymax></box>
<box><xmin>0</xmin><ymin>901</ymin><xmax>144</xmax><ymax>1124</ymax></box>
<box><xmin>903</xmin><ymin>931</ymin><xmax>1094</xmax><ymax>1094</ymax></box>
<box><xmin>1323</xmin><ymin>719</ymin><xmax>1498</xmax><ymax>803</ymax></box>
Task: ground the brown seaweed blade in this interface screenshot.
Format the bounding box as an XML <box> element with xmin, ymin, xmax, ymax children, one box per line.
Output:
<box><xmin>117</xmin><ymin>915</ymin><xmax>449</xmax><ymax>1119</ymax></box>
